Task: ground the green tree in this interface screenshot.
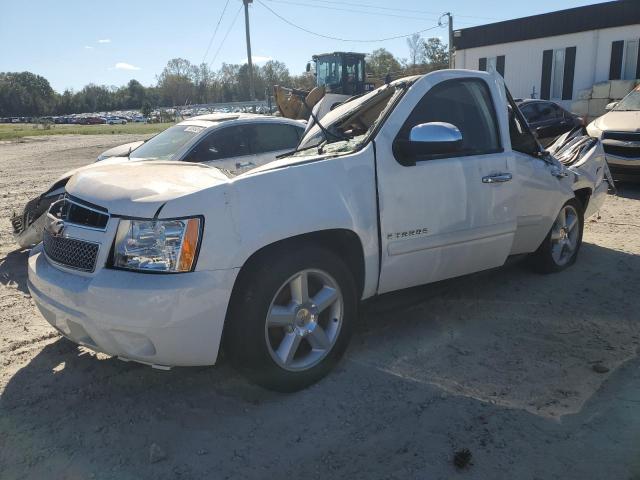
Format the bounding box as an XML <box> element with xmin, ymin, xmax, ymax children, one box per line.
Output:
<box><xmin>423</xmin><ymin>38</ymin><xmax>449</xmax><ymax>71</ymax></box>
<box><xmin>126</xmin><ymin>79</ymin><xmax>146</xmax><ymax>108</ymax></box>
<box><xmin>141</xmin><ymin>101</ymin><xmax>152</xmax><ymax>119</ymax></box>
<box><xmin>0</xmin><ymin>71</ymin><xmax>56</xmax><ymax>116</ymax></box>
<box><xmin>157</xmin><ymin>58</ymin><xmax>197</xmax><ymax>106</ymax></box>
<box><xmin>365</xmin><ymin>49</ymin><xmax>402</xmax><ymax>79</ymax></box>
<box><xmin>262</xmin><ymin>60</ymin><xmax>291</xmax><ymax>87</ymax></box>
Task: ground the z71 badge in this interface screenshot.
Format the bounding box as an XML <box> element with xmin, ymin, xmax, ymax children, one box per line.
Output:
<box><xmin>387</xmin><ymin>228</ymin><xmax>429</xmax><ymax>240</ymax></box>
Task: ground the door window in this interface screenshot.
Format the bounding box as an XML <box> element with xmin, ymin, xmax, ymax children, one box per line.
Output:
<box><xmin>537</xmin><ymin>103</ymin><xmax>558</xmax><ymax>122</ymax></box>
<box><xmin>507</xmin><ymin>94</ymin><xmax>540</xmax><ymax>157</ymax></box>
<box><xmin>395</xmin><ymin>78</ymin><xmax>501</xmax><ymax>161</ymax></box>
<box><xmin>519</xmin><ymin>103</ymin><xmax>541</xmax><ymax>123</ymax></box>
<box><xmin>246</xmin><ymin>123</ymin><xmax>302</xmax><ymax>154</ymax></box>
<box><xmin>186</xmin><ymin>125</ymin><xmax>249</xmax><ymax>163</ymax></box>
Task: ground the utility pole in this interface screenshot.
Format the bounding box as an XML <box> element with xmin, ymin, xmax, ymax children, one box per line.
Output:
<box><xmin>446</xmin><ymin>13</ymin><xmax>454</xmax><ymax>69</ymax></box>
<box><xmin>243</xmin><ymin>0</ymin><xmax>256</xmax><ymax>101</ymax></box>
<box><xmin>439</xmin><ymin>12</ymin><xmax>454</xmax><ymax>69</ymax></box>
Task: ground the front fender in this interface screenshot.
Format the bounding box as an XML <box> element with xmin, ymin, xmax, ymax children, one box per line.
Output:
<box><xmin>160</xmin><ymin>144</ymin><xmax>381</xmax><ymax>299</ymax></box>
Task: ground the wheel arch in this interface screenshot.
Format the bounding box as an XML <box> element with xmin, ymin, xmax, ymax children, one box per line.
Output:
<box><xmin>222</xmin><ymin>229</ymin><xmax>366</xmax><ymax>346</ymax></box>
<box><xmin>230</xmin><ymin>229</ymin><xmax>366</xmax><ymax>301</ymax></box>
<box><xmin>573</xmin><ymin>187</ymin><xmax>592</xmax><ymax>211</ymax></box>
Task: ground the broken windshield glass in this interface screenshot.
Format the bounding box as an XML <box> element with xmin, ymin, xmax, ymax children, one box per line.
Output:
<box><xmin>292</xmin><ymin>78</ymin><xmax>416</xmax><ymax>157</ymax></box>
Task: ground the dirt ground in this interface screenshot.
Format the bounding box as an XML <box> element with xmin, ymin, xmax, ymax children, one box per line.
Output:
<box><xmin>1</xmin><ymin>134</ymin><xmax>640</xmax><ymax>479</ymax></box>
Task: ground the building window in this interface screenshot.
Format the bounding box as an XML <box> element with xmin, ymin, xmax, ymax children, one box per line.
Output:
<box><xmin>541</xmin><ymin>47</ymin><xmax>575</xmax><ymax>101</ymax></box>
<box><xmin>478</xmin><ymin>55</ymin><xmax>505</xmax><ymax>77</ymax></box>
<box><xmin>551</xmin><ymin>49</ymin><xmax>565</xmax><ymax>100</ymax></box>
<box><xmin>623</xmin><ymin>39</ymin><xmax>639</xmax><ymax>80</ymax></box>
<box><xmin>487</xmin><ymin>57</ymin><xmax>497</xmax><ymax>73</ymax></box>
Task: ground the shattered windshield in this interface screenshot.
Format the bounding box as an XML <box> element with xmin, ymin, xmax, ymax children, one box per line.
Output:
<box><xmin>129</xmin><ymin>125</ymin><xmax>204</xmax><ymax>160</ymax></box>
<box><xmin>292</xmin><ymin>79</ymin><xmax>414</xmax><ymax>157</ymax></box>
<box><xmin>613</xmin><ymin>89</ymin><xmax>640</xmax><ymax>111</ymax></box>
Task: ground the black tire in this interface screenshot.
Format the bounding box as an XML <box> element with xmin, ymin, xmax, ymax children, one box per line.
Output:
<box><xmin>224</xmin><ymin>245</ymin><xmax>357</xmax><ymax>392</ymax></box>
<box><xmin>529</xmin><ymin>198</ymin><xmax>584</xmax><ymax>274</ymax></box>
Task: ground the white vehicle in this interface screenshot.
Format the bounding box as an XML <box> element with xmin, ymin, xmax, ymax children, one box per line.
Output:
<box><xmin>587</xmin><ymin>85</ymin><xmax>640</xmax><ymax>181</ymax></box>
<box><xmin>106</xmin><ymin>117</ymin><xmax>128</xmax><ymax>125</ymax></box>
<box><xmin>28</xmin><ymin>71</ymin><xmax>609</xmax><ymax>392</ymax></box>
<box><xmin>12</xmin><ymin>114</ymin><xmax>305</xmax><ymax>248</ymax></box>
<box><xmin>96</xmin><ymin>140</ymin><xmax>145</xmax><ymax>161</ymax></box>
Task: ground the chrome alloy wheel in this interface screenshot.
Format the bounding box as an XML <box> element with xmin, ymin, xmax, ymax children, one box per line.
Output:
<box><xmin>265</xmin><ymin>269</ymin><xmax>343</xmax><ymax>371</ymax></box>
<box><xmin>550</xmin><ymin>204</ymin><xmax>580</xmax><ymax>266</ymax></box>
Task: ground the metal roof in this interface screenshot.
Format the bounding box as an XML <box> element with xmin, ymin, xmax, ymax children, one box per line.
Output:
<box><xmin>453</xmin><ymin>0</ymin><xmax>640</xmax><ymax>51</ymax></box>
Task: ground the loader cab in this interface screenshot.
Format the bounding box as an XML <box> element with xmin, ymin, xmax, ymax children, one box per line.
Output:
<box><xmin>310</xmin><ymin>52</ymin><xmax>371</xmax><ymax>96</ymax></box>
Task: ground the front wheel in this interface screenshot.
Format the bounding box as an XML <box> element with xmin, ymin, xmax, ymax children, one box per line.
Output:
<box><xmin>529</xmin><ymin>198</ymin><xmax>584</xmax><ymax>273</ymax></box>
<box><xmin>225</xmin><ymin>246</ymin><xmax>357</xmax><ymax>392</ymax></box>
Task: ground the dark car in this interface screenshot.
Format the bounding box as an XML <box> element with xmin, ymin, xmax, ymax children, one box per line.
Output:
<box><xmin>518</xmin><ymin>100</ymin><xmax>584</xmax><ymax>147</ymax></box>
<box><xmin>80</xmin><ymin>116</ymin><xmax>106</xmax><ymax>125</ymax></box>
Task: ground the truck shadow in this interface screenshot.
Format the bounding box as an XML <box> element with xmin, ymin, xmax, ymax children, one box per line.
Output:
<box><xmin>0</xmin><ymin>248</ymin><xmax>29</xmax><ymax>294</ymax></box>
<box><xmin>1</xmin><ymin>242</ymin><xmax>639</xmax><ymax>477</ymax></box>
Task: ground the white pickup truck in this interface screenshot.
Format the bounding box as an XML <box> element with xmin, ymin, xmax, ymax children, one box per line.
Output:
<box><xmin>28</xmin><ymin>70</ymin><xmax>609</xmax><ymax>391</ymax></box>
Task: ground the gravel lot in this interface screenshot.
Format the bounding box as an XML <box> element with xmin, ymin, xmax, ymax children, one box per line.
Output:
<box><xmin>1</xmin><ymin>134</ymin><xmax>640</xmax><ymax>479</ymax></box>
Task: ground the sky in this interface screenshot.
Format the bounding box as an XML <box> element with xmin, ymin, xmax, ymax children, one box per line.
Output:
<box><xmin>1</xmin><ymin>0</ymin><xmax>601</xmax><ymax>92</ymax></box>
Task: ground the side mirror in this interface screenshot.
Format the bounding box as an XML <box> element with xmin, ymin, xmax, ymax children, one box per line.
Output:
<box><xmin>393</xmin><ymin>122</ymin><xmax>463</xmax><ymax>166</ymax></box>
<box><xmin>605</xmin><ymin>101</ymin><xmax>617</xmax><ymax>111</ymax></box>
<box><xmin>306</xmin><ymin>62</ymin><xmax>311</xmax><ymax>73</ymax></box>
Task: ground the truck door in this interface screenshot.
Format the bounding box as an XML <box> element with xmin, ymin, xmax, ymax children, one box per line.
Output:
<box><xmin>505</xmin><ymin>95</ymin><xmax>574</xmax><ymax>255</ymax></box>
<box><xmin>374</xmin><ymin>72</ymin><xmax>517</xmax><ymax>294</ymax></box>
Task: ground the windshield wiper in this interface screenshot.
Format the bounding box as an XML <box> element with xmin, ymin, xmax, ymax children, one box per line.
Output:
<box><xmin>306</xmin><ymin>100</ymin><xmax>347</xmax><ymax>144</ymax></box>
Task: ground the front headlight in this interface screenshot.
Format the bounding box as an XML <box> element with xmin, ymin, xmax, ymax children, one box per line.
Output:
<box><xmin>112</xmin><ymin>217</ymin><xmax>201</xmax><ymax>272</ymax></box>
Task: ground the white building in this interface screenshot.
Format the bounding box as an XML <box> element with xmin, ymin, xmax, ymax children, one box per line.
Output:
<box><xmin>453</xmin><ymin>0</ymin><xmax>640</xmax><ymax>108</ymax></box>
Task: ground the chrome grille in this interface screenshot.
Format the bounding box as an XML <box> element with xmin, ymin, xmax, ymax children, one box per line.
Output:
<box><xmin>43</xmin><ymin>230</ymin><xmax>99</xmax><ymax>272</ymax></box>
<box><xmin>602</xmin><ymin>131</ymin><xmax>640</xmax><ymax>142</ymax></box>
<box><xmin>603</xmin><ymin>144</ymin><xmax>640</xmax><ymax>158</ymax></box>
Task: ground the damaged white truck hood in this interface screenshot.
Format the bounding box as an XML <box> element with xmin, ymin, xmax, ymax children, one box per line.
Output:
<box><xmin>65</xmin><ymin>161</ymin><xmax>229</xmax><ymax>218</ymax></box>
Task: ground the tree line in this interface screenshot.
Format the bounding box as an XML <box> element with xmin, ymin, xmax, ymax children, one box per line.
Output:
<box><xmin>0</xmin><ymin>36</ymin><xmax>448</xmax><ymax>117</ymax></box>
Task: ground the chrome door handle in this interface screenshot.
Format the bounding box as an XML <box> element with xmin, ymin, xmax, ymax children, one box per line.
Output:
<box><xmin>482</xmin><ymin>173</ymin><xmax>512</xmax><ymax>183</ymax></box>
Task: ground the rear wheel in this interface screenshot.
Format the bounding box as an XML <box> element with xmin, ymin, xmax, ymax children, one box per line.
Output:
<box><xmin>225</xmin><ymin>246</ymin><xmax>357</xmax><ymax>392</ymax></box>
<box><xmin>529</xmin><ymin>198</ymin><xmax>583</xmax><ymax>273</ymax></box>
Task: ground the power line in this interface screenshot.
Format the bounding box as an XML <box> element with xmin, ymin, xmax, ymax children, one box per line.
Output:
<box><xmin>264</xmin><ymin>0</ymin><xmax>441</xmax><ymax>22</ymax></box>
<box><xmin>201</xmin><ymin>0</ymin><xmax>232</xmax><ymax>65</ymax></box>
<box><xmin>303</xmin><ymin>0</ymin><xmax>501</xmax><ymax>20</ymax></box>
<box><xmin>257</xmin><ymin>0</ymin><xmax>442</xmax><ymax>42</ymax></box>
<box><xmin>209</xmin><ymin>5</ymin><xmax>243</xmax><ymax>68</ymax></box>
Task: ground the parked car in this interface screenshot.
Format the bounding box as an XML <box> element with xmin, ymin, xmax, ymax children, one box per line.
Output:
<box><xmin>26</xmin><ymin>71</ymin><xmax>609</xmax><ymax>392</ymax></box>
<box><xmin>11</xmin><ymin>114</ymin><xmax>305</xmax><ymax>247</ymax></box>
<box><xmin>517</xmin><ymin>99</ymin><xmax>584</xmax><ymax>147</ymax></box>
<box><xmin>106</xmin><ymin>116</ymin><xmax>127</xmax><ymax>125</ymax></box>
<box><xmin>81</xmin><ymin>117</ymin><xmax>106</xmax><ymax>125</ymax></box>
<box><xmin>587</xmin><ymin>85</ymin><xmax>640</xmax><ymax>181</ymax></box>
